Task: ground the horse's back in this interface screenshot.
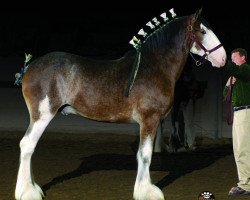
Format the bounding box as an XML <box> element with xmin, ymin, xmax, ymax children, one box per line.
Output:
<box><xmin>23</xmin><ymin>51</ymin><xmax>133</xmax><ymax>82</ymax></box>
<box><xmin>23</xmin><ymin>52</ymin><xmax>117</xmax><ymax>89</ymax></box>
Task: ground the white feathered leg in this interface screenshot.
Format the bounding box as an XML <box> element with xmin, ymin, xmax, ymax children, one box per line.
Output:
<box><xmin>133</xmin><ymin>136</ymin><xmax>165</xmax><ymax>200</ymax></box>
<box><xmin>15</xmin><ymin>96</ymin><xmax>54</xmax><ymax>200</ymax></box>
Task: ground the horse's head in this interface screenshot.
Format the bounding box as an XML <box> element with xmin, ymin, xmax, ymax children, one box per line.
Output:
<box><xmin>189</xmin><ymin>9</ymin><xmax>227</xmax><ymax>67</ymax></box>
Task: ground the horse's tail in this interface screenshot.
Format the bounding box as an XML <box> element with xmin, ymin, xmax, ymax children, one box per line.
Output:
<box><xmin>14</xmin><ymin>53</ymin><xmax>32</xmax><ymax>86</ymax></box>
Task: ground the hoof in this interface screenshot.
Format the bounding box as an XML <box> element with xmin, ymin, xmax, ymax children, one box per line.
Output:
<box><xmin>15</xmin><ymin>183</ymin><xmax>44</xmax><ymax>200</ymax></box>
<box><xmin>134</xmin><ymin>183</ymin><xmax>165</xmax><ymax>200</ymax></box>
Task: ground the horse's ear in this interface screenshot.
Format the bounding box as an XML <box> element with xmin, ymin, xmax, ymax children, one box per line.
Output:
<box><xmin>194</xmin><ymin>8</ymin><xmax>202</xmax><ymax>20</ymax></box>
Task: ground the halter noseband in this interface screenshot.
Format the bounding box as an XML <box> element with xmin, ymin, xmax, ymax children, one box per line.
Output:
<box><xmin>188</xmin><ymin>24</ymin><xmax>223</xmax><ymax>66</ymax></box>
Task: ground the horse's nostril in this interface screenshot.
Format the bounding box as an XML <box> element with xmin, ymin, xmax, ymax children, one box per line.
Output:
<box><xmin>222</xmin><ymin>56</ymin><xmax>227</xmax><ymax>62</ymax></box>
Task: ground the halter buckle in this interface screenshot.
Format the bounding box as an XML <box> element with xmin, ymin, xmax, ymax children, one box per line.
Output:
<box><xmin>196</xmin><ymin>60</ymin><xmax>202</xmax><ymax>66</ymax></box>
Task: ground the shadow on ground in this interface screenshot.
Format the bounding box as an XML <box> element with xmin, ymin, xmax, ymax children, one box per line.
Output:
<box><xmin>42</xmin><ymin>144</ymin><xmax>232</xmax><ymax>192</ymax></box>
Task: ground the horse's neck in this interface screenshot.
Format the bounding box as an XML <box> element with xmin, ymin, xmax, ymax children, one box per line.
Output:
<box><xmin>141</xmin><ymin>26</ymin><xmax>190</xmax><ymax>83</ymax></box>
<box><xmin>149</xmin><ymin>48</ymin><xmax>189</xmax><ymax>84</ymax></box>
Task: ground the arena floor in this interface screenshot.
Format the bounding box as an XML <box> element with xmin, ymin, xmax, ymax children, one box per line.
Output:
<box><xmin>0</xmin><ymin>131</ymin><xmax>246</xmax><ymax>200</ymax></box>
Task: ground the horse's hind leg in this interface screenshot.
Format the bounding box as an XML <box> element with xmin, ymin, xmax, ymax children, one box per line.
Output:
<box><xmin>133</xmin><ymin>116</ymin><xmax>165</xmax><ymax>200</ymax></box>
<box><xmin>15</xmin><ymin>95</ymin><xmax>56</xmax><ymax>200</ymax></box>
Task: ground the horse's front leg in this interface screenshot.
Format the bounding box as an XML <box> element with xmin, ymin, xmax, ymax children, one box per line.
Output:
<box><xmin>133</xmin><ymin>116</ymin><xmax>165</xmax><ymax>200</ymax></box>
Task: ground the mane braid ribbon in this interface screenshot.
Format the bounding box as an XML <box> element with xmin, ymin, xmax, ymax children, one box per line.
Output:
<box><xmin>124</xmin><ymin>49</ymin><xmax>141</xmax><ymax>97</ymax></box>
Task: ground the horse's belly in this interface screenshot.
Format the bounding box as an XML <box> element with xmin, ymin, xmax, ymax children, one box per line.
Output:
<box><xmin>68</xmin><ymin>102</ymin><xmax>132</xmax><ymax>123</ymax></box>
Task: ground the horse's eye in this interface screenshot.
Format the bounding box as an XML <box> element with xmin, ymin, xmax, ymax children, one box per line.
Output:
<box><xmin>200</xmin><ymin>29</ymin><xmax>206</xmax><ymax>34</ymax></box>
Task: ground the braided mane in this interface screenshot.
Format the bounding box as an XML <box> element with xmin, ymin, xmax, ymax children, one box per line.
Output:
<box><xmin>141</xmin><ymin>16</ymin><xmax>187</xmax><ymax>54</ymax></box>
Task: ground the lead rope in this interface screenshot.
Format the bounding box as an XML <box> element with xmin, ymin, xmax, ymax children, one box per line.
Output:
<box><xmin>224</xmin><ymin>76</ymin><xmax>234</xmax><ymax>125</ymax></box>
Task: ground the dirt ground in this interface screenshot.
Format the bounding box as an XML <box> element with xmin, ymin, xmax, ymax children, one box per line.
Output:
<box><xmin>0</xmin><ymin>131</ymin><xmax>248</xmax><ymax>200</ymax></box>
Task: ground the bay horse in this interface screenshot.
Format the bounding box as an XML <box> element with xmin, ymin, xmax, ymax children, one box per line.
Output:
<box><xmin>15</xmin><ymin>9</ymin><xmax>226</xmax><ymax>200</ymax></box>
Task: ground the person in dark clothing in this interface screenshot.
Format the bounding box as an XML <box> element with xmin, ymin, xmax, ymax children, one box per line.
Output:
<box><xmin>223</xmin><ymin>48</ymin><xmax>250</xmax><ymax>197</ymax></box>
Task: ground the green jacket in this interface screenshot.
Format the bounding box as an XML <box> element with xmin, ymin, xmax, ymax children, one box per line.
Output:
<box><xmin>223</xmin><ymin>61</ymin><xmax>250</xmax><ymax>107</ymax></box>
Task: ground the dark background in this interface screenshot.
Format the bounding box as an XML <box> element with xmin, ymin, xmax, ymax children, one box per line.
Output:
<box><xmin>0</xmin><ymin>1</ymin><xmax>249</xmax><ymax>59</ymax></box>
